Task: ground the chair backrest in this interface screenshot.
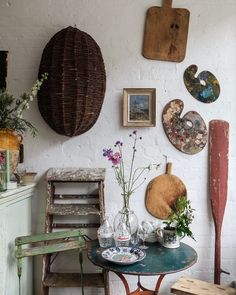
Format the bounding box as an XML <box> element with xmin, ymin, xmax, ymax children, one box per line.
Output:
<box><xmin>15</xmin><ymin>230</ymin><xmax>84</xmax><ymax>258</ymax></box>
<box><xmin>15</xmin><ymin>230</ymin><xmax>85</xmax><ymax>295</ymax></box>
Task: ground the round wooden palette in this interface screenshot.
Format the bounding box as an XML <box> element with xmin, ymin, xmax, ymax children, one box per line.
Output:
<box><xmin>145</xmin><ymin>163</ymin><xmax>187</xmax><ymax>219</ymax></box>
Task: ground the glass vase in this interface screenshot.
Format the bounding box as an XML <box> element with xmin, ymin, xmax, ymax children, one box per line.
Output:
<box><xmin>113</xmin><ymin>195</ymin><xmax>139</xmax><ymax>246</ymax></box>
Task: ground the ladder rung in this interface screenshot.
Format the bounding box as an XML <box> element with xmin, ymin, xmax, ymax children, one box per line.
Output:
<box><xmin>43</xmin><ymin>272</ymin><xmax>105</xmax><ymax>288</ymax></box>
<box><xmin>52</xmin><ymin>223</ymin><xmax>100</xmax><ymax>229</ymax></box>
<box><xmin>54</xmin><ymin>194</ymin><xmax>99</xmax><ymax>199</ymax></box>
<box><xmin>47</xmin><ymin>204</ymin><xmax>100</xmax><ymax>216</ymax></box>
<box><xmin>46</xmin><ymin>168</ymin><xmax>105</xmax><ymax>182</ymax></box>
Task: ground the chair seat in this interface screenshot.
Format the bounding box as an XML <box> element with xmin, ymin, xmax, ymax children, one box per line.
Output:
<box><xmin>171</xmin><ymin>277</ymin><xmax>236</xmax><ymax>295</ymax></box>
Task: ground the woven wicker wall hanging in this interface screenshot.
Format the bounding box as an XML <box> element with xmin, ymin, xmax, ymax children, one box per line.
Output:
<box><xmin>38</xmin><ymin>26</ymin><xmax>106</xmax><ymax>137</ymax></box>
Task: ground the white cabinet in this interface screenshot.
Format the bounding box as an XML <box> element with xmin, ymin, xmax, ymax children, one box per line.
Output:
<box><xmin>0</xmin><ymin>184</ymin><xmax>35</xmax><ymax>295</ymax></box>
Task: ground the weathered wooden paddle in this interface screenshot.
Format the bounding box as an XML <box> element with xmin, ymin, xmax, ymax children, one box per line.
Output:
<box><xmin>145</xmin><ymin>162</ymin><xmax>187</xmax><ymax>220</ymax></box>
<box><xmin>142</xmin><ymin>0</ymin><xmax>190</xmax><ymax>62</ymax></box>
<box><xmin>209</xmin><ymin>120</ymin><xmax>229</xmax><ymax>284</ymax></box>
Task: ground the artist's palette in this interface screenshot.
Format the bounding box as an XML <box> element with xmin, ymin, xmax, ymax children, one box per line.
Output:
<box><xmin>162</xmin><ymin>99</ymin><xmax>208</xmax><ymax>154</ymax></box>
<box><xmin>101</xmin><ymin>247</ymin><xmax>146</xmax><ymax>265</ymax></box>
<box><xmin>184</xmin><ymin>64</ymin><xmax>220</xmax><ymax>103</ymax></box>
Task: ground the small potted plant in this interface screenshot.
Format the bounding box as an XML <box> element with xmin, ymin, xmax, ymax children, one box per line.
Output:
<box><xmin>0</xmin><ymin>73</ymin><xmax>47</xmax><ymax>173</ymax></box>
<box><xmin>157</xmin><ymin>196</ymin><xmax>195</xmax><ymax>248</ymax></box>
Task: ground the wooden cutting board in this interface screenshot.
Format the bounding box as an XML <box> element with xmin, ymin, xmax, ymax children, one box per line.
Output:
<box><xmin>142</xmin><ymin>0</ymin><xmax>190</xmax><ymax>62</ymax></box>
<box><xmin>145</xmin><ymin>162</ymin><xmax>187</xmax><ymax>219</ymax></box>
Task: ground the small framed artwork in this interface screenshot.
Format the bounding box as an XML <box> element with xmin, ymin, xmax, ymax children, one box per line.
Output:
<box><xmin>123</xmin><ymin>88</ymin><xmax>156</xmax><ymax>127</ymax></box>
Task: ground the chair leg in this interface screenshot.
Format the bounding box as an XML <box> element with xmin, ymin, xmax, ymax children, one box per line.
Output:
<box><xmin>104</xmin><ymin>270</ymin><xmax>110</xmax><ymax>295</ymax></box>
<box><xmin>42</xmin><ymin>286</ymin><xmax>49</xmax><ymax>295</ymax></box>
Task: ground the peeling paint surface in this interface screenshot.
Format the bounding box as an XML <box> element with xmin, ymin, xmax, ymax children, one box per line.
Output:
<box><xmin>209</xmin><ymin>120</ymin><xmax>229</xmax><ymax>284</ymax></box>
<box><xmin>162</xmin><ymin>99</ymin><xmax>208</xmax><ymax>154</ymax></box>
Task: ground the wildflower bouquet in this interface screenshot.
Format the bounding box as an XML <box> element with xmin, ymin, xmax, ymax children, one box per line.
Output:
<box><xmin>0</xmin><ymin>73</ymin><xmax>48</xmax><ymax>136</ymax></box>
<box><xmin>103</xmin><ymin>130</ymin><xmax>160</xmax><ymax>210</ymax></box>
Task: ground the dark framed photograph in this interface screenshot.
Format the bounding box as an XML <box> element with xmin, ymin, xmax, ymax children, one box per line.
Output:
<box><xmin>123</xmin><ymin>88</ymin><xmax>156</xmax><ymax>127</ymax></box>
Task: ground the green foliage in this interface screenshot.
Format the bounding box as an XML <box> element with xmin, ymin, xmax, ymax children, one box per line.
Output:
<box><xmin>164</xmin><ymin>196</ymin><xmax>195</xmax><ymax>240</ymax></box>
<box><xmin>0</xmin><ymin>73</ymin><xmax>48</xmax><ymax>136</ymax></box>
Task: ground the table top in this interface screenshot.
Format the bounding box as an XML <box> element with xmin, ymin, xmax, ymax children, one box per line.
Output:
<box><xmin>88</xmin><ymin>241</ymin><xmax>197</xmax><ymax>276</ymax></box>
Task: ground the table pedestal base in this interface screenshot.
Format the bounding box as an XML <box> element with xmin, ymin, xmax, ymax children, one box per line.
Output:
<box><xmin>115</xmin><ymin>272</ymin><xmax>166</xmax><ymax>295</ymax></box>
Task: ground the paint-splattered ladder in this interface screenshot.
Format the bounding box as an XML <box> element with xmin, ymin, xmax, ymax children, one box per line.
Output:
<box><xmin>42</xmin><ymin>167</ymin><xmax>109</xmax><ymax>295</ymax></box>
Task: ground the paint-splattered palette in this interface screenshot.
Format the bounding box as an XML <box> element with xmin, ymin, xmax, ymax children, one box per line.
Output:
<box><xmin>184</xmin><ymin>64</ymin><xmax>220</xmax><ymax>103</ymax></box>
<box><xmin>101</xmin><ymin>247</ymin><xmax>146</xmax><ymax>265</ymax></box>
<box><xmin>162</xmin><ymin>99</ymin><xmax>208</xmax><ymax>154</ymax></box>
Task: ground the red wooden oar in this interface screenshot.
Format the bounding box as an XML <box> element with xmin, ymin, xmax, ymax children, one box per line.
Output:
<box><xmin>209</xmin><ymin>120</ymin><xmax>229</xmax><ymax>284</ymax></box>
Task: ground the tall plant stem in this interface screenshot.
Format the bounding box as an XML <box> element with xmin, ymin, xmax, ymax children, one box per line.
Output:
<box><xmin>127</xmin><ymin>136</ymin><xmax>137</xmax><ymax>193</ymax></box>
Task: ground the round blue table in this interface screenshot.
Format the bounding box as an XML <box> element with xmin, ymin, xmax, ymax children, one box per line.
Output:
<box><xmin>88</xmin><ymin>241</ymin><xmax>197</xmax><ymax>294</ymax></box>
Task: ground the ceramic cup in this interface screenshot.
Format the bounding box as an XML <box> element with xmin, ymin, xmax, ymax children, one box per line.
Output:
<box><xmin>21</xmin><ymin>172</ymin><xmax>37</xmax><ymax>185</ymax></box>
<box><xmin>156</xmin><ymin>227</ymin><xmax>182</xmax><ymax>248</ymax></box>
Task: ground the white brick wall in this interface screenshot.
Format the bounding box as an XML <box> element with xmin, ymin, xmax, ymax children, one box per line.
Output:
<box><xmin>0</xmin><ymin>0</ymin><xmax>236</xmax><ymax>294</ymax></box>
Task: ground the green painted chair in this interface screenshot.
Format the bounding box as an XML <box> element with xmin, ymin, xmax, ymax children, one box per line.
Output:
<box><xmin>15</xmin><ymin>230</ymin><xmax>85</xmax><ymax>295</ymax></box>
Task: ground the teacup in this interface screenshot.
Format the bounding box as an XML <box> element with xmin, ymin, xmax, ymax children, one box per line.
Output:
<box><xmin>156</xmin><ymin>227</ymin><xmax>183</xmax><ymax>248</ymax></box>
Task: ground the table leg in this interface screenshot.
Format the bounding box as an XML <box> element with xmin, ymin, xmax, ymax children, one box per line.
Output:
<box><xmin>155</xmin><ymin>274</ymin><xmax>165</xmax><ymax>294</ymax></box>
<box><xmin>114</xmin><ymin>272</ymin><xmax>166</xmax><ymax>295</ymax></box>
<box><xmin>114</xmin><ymin>272</ymin><xmax>130</xmax><ymax>294</ymax></box>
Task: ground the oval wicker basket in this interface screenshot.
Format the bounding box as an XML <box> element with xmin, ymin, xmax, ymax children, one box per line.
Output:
<box><xmin>38</xmin><ymin>26</ymin><xmax>106</xmax><ymax>137</ymax></box>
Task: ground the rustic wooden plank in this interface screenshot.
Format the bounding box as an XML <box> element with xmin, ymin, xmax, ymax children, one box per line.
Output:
<box><xmin>142</xmin><ymin>0</ymin><xmax>190</xmax><ymax>62</ymax></box>
<box><xmin>15</xmin><ymin>230</ymin><xmax>82</xmax><ymax>245</ymax></box>
<box><xmin>171</xmin><ymin>277</ymin><xmax>236</xmax><ymax>295</ymax></box>
<box><xmin>54</xmin><ymin>194</ymin><xmax>99</xmax><ymax>199</ymax></box>
<box><xmin>52</xmin><ymin>223</ymin><xmax>100</xmax><ymax>229</ymax></box>
<box><xmin>16</xmin><ymin>240</ymin><xmax>84</xmax><ymax>258</ymax></box>
<box><xmin>43</xmin><ymin>181</ymin><xmax>55</xmax><ymax>292</ymax></box>
<box><xmin>209</xmin><ymin>120</ymin><xmax>229</xmax><ymax>284</ymax></box>
<box><xmin>48</xmin><ymin>204</ymin><xmax>100</xmax><ymax>216</ymax></box>
<box><xmin>46</xmin><ymin>168</ymin><xmax>105</xmax><ymax>182</ymax></box>
<box><xmin>98</xmin><ymin>181</ymin><xmax>105</xmax><ymax>221</ymax></box>
<box><xmin>43</xmin><ymin>272</ymin><xmax>105</xmax><ymax>288</ymax></box>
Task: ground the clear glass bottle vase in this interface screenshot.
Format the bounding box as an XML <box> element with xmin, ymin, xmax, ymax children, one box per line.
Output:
<box><xmin>97</xmin><ymin>216</ymin><xmax>114</xmax><ymax>248</ymax></box>
<box><xmin>113</xmin><ymin>195</ymin><xmax>139</xmax><ymax>246</ymax></box>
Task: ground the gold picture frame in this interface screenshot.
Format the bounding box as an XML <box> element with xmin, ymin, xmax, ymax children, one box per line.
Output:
<box><xmin>123</xmin><ymin>88</ymin><xmax>156</xmax><ymax>127</ymax></box>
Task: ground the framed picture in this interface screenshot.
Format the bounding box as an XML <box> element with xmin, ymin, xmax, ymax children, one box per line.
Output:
<box><xmin>123</xmin><ymin>88</ymin><xmax>156</xmax><ymax>127</ymax></box>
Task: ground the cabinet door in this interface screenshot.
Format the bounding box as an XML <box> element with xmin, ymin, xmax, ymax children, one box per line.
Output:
<box><xmin>3</xmin><ymin>196</ymin><xmax>32</xmax><ymax>295</ymax></box>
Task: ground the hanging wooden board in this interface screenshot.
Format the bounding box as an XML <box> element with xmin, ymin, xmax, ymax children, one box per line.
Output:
<box><xmin>184</xmin><ymin>65</ymin><xmax>220</xmax><ymax>103</ymax></box>
<box><xmin>142</xmin><ymin>0</ymin><xmax>190</xmax><ymax>62</ymax></box>
<box><xmin>162</xmin><ymin>99</ymin><xmax>208</xmax><ymax>154</ymax></box>
<box><xmin>145</xmin><ymin>163</ymin><xmax>187</xmax><ymax>219</ymax></box>
<box><xmin>209</xmin><ymin>120</ymin><xmax>229</xmax><ymax>284</ymax></box>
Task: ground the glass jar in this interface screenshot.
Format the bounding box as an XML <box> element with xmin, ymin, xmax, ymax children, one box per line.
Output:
<box><xmin>114</xmin><ymin>208</ymin><xmax>139</xmax><ymax>237</ymax></box>
<box><xmin>113</xmin><ymin>207</ymin><xmax>139</xmax><ymax>247</ymax></box>
<box><xmin>113</xmin><ymin>216</ymin><xmax>131</xmax><ymax>247</ymax></box>
<box><xmin>97</xmin><ymin>216</ymin><xmax>114</xmax><ymax>248</ymax></box>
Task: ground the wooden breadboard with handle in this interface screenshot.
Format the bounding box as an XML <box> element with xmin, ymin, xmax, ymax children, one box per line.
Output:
<box><xmin>143</xmin><ymin>0</ymin><xmax>190</xmax><ymax>62</ymax></box>
<box><xmin>145</xmin><ymin>162</ymin><xmax>187</xmax><ymax>219</ymax></box>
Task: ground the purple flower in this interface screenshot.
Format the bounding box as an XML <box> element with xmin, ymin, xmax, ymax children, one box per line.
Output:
<box><xmin>133</xmin><ymin>130</ymin><xmax>137</xmax><ymax>135</ymax></box>
<box><xmin>103</xmin><ymin>148</ymin><xmax>113</xmax><ymax>157</ymax></box>
<box><xmin>114</xmin><ymin>141</ymin><xmax>123</xmax><ymax>147</ymax></box>
<box><xmin>109</xmin><ymin>152</ymin><xmax>121</xmax><ymax>166</ymax></box>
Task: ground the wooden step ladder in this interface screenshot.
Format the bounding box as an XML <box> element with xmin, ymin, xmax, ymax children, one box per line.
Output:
<box><xmin>42</xmin><ymin>167</ymin><xmax>109</xmax><ymax>294</ymax></box>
